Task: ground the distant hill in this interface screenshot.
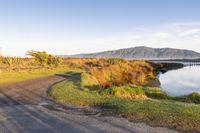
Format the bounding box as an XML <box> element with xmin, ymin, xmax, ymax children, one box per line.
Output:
<box><xmin>60</xmin><ymin>46</ymin><xmax>200</xmax><ymax>59</ymax></box>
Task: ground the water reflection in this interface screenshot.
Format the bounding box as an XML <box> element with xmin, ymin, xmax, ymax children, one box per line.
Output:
<box><xmin>159</xmin><ymin>66</ymin><xmax>200</xmax><ymax>96</ymax></box>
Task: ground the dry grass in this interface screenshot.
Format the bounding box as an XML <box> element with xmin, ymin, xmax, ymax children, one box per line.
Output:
<box><xmin>89</xmin><ymin>60</ymin><xmax>157</xmax><ymax>88</ymax></box>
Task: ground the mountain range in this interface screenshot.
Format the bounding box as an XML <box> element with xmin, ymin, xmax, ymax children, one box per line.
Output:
<box><xmin>60</xmin><ymin>46</ymin><xmax>200</xmax><ymax>59</ymax></box>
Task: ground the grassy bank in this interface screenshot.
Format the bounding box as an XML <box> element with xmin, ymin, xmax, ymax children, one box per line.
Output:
<box><xmin>49</xmin><ymin>74</ymin><xmax>200</xmax><ymax>132</ymax></box>
<box><xmin>0</xmin><ymin>66</ymin><xmax>80</xmax><ymax>85</ymax></box>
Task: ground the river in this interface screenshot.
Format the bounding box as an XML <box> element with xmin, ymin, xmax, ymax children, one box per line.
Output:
<box><xmin>159</xmin><ymin>65</ymin><xmax>200</xmax><ymax>96</ymax></box>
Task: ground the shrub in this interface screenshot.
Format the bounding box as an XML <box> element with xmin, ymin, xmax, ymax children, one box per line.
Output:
<box><xmin>0</xmin><ymin>57</ymin><xmax>23</xmax><ymax>67</ymax></box>
<box><xmin>47</xmin><ymin>55</ymin><xmax>62</xmax><ymax>66</ymax></box>
<box><xmin>187</xmin><ymin>92</ymin><xmax>200</xmax><ymax>103</ymax></box>
<box><xmin>101</xmin><ymin>85</ymin><xmax>146</xmax><ymax>98</ymax></box>
<box><xmin>174</xmin><ymin>92</ymin><xmax>200</xmax><ymax>104</ymax></box>
<box><xmin>145</xmin><ymin>88</ymin><xmax>168</xmax><ymax>99</ymax></box>
<box><xmin>89</xmin><ymin>61</ymin><xmax>157</xmax><ymax>88</ymax></box>
<box><xmin>27</xmin><ymin>51</ymin><xmax>62</xmax><ymax>66</ymax></box>
<box><xmin>2</xmin><ymin>57</ymin><xmax>14</xmax><ymax>66</ymax></box>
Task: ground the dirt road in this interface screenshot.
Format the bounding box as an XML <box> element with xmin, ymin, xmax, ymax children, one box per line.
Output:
<box><xmin>0</xmin><ymin>75</ymin><xmax>180</xmax><ymax>133</ymax></box>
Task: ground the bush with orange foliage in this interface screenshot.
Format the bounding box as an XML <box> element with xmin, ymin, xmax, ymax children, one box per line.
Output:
<box><xmin>89</xmin><ymin>59</ymin><xmax>158</xmax><ymax>88</ymax></box>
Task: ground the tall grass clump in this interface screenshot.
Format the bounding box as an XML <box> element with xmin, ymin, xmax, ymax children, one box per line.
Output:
<box><xmin>0</xmin><ymin>57</ymin><xmax>23</xmax><ymax>67</ymax></box>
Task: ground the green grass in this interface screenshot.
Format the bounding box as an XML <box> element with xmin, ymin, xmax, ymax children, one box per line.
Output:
<box><xmin>49</xmin><ymin>74</ymin><xmax>200</xmax><ymax>132</ymax></box>
<box><xmin>100</xmin><ymin>98</ymin><xmax>200</xmax><ymax>132</ymax></box>
<box><xmin>100</xmin><ymin>85</ymin><xmax>146</xmax><ymax>98</ymax></box>
<box><xmin>49</xmin><ymin>75</ymin><xmax>102</xmax><ymax>106</ymax></box>
<box><xmin>0</xmin><ymin>66</ymin><xmax>80</xmax><ymax>85</ymax></box>
<box><xmin>145</xmin><ymin>87</ymin><xmax>168</xmax><ymax>99</ymax></box>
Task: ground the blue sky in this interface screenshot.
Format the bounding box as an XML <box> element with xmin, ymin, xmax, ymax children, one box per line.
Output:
<box><xmin>0</xmin><ymin>0</ymin><xmax>200</xmax><ymax>56</ymax></box>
